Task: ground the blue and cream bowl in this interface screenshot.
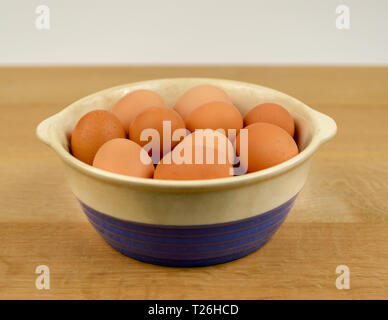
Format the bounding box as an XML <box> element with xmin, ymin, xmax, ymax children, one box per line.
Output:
<box><xmin>36</xmin><ymin>78</ymin><xmax>337</xmax><ymax>267</ymax></box>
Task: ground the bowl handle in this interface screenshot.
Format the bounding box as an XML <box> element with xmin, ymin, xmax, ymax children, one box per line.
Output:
<box><xmin>36</xmin><ymin>115</ymin><xmax>56</xmax><ymax>147</ymax></box>
<box><xmin>313</xmin><ymin>110</ymin><xmax>338</xmax><ymax>144</ymax></box>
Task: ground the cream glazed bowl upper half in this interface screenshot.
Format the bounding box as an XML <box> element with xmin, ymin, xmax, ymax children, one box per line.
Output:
<box><xmin>36</xmin><ymin>78</ymin><xmax>337</xmax><ymax>267</ymax></box>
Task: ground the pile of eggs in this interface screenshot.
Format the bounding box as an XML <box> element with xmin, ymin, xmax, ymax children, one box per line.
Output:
<box><xmin>70</xmin><ymin>85</ymin><xmax>299</xmax><ymax>180</ymax></box>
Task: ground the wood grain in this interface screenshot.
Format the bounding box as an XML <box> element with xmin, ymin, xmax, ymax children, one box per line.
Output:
<box><xmin>0</xmin><ymin>66</ymin><xmax>387</xmax><ymax>299</ymax></box>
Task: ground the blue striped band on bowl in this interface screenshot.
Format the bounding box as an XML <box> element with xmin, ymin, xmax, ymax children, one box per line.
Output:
<box><xmin>78</xmin><ymin>194</ymin><xmax>298</xmax><ymax>267</ymax></box>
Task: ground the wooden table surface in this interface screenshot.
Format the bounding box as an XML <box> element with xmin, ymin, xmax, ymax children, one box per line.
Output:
<box><xmin>1</xmin><ymin>66</ymin><xmax>387</xmax><ymax>299</ymax></box>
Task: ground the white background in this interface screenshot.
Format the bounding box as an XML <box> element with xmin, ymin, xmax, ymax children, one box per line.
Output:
<box><xmin>1</xmin><ymin>0</ymin><xmax>387</xmax><ymax>65</ymax></box>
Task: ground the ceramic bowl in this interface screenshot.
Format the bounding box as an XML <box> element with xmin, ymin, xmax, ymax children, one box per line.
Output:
<box><xmin>36</xmin><ymin>78</ymin><xmax>337</xmax><ymax>267</ymax></box>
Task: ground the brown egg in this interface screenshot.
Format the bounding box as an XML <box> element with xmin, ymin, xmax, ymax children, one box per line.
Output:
<box><xmin>154</xmin><ymin>130</ymin><xmax>235</xmax><ymax>180</ymax></box>
<box><xmin>173</xmin><ymin>84</ymin><xmax>232</xmax><ymax>120</ymax></box>
<box><xmin>111</xmin><ymin>89</ymin><xmax>167</xmax><ymax>133</ymax></box>
<box><xmin>71</xmin><ymin>110</ymin><xmax>126</xmax><ymax>165</ymax></box>
<box><xmin>177</xmin><ymin>130</ymin><xmax>235</xmax><ymax>164</ymax></box>
<box><xmin>93</xmin><ymin>138</ymin><xmax>154</xmax><ymax>178</ymax></box>
<box><xmin>236</xmin><ymin>122</ymin><xmax>298</xmax><ymax>173</ymax></box>
<box><xmin>244</xmin><ymin>103</ymin><xmax>295</xmax><ymax>136</ymax></box>
<box><xmin>129</xmin><ymin>107</ymin><xmax>186</xmax><ymax>159</ymax></box>
<box><xmin>185</xmin><ymin>101</ymin><xmax>243</xmax><ymax>138</ymax></box>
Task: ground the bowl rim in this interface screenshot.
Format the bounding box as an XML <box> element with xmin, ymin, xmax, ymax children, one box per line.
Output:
<box><xmin>36</xmin><ymin>77</ymin><xmax>337</xmax><ymax>191</ymax></box>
